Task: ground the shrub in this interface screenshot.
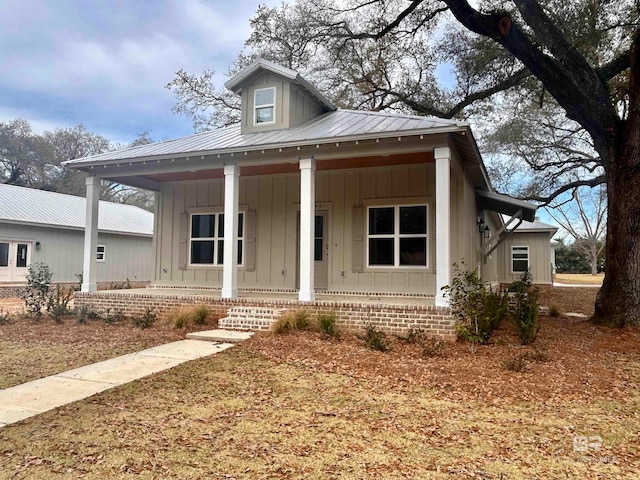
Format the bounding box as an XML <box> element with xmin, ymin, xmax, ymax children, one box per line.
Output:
<box><xmin>526</xmin><ymin>346</ymin><xmax>550</xmax><ymax>362</ymax></box>
<box><xmin>46</xmin><ymin>284</ymin><xmax>74</xmax><ymax>323</ymax></box>
<box><xmin>193</xmin><ymin>305</ymin><xmax>209</xmax><ymax>325</ymax></box>
<box><xmin>75</xmin><ymin>304</ymin><xmax>100</xmax><ymax>324</ymax></box>
<box><xmin>444</xmin><ymin>264</ymin><xmax>508</xmax><ymax>345</ymax></box>
<box><xmin>0</xmin><ymin>308</ymin><xmax>12</xmax><ymax>325</ymax></box>
<box><xmin>549</xmin><ymin>305</ymin><xmax>562</xmax><ymax>318</ymax></box>
<box><xmin>401</xmin><ymin>328</ymin><xmax>426</xmax><ymax>344</ymax></box>
<box><xmin>510</xmin><ymin>288</ymin><xmax>541</xmax><ymax>345</ymax></box>
<box><xmin>508</xmin><ymin>270</ymin><xmax>533</xmax><ymax>294</ymax></box>
<box><xmin>132</xmin><ymin>307</ymin><xmax>157</xmax><ymax>329</ymax></box>
<box><xmin>317</xmin><ymin>312</ymin><xmax>338</xmax><ymax>337</ymax></box>
<box><xmin>20</xmin><ymin>263</ymin><xmax>53</xmax><ymax>316</ymax></box>
<box><xmin>272</xmin><ymin>310</ymin><xmax>311</xmax><ymax>334</ymax></box>
<box><xmin>102</xmin><ymin>307</ymin><xmax>125</xmax><ymax>324</ymax></box>
<box><xmin>167</xmin><ymin>305</ymin><xmax>210</xmax><ymax>329</ymax></box>
<box><xmin>361</xmin><ymin>324</ymin><xmax>390</xmax><ymax>352</ymax></box>
<box><xmin>421</xmin><ymin>336</ymin><xmax>445</xmax><ymax>358</ymax></box>
<box><xmin>502</xmin><ymin>352</ymin><xmax>529</xmax><ymax>372</ymax></box>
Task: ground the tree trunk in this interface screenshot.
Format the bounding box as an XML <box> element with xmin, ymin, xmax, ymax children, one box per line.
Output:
<box><xmin>590</xmin><ymin>243</ymin><xmax>598</xmax><ymax>276</ymax></box>
<box><xmin>593</xmin><ymin>32</ymin><xmax>640</xmax><ymax>327</ymax></box>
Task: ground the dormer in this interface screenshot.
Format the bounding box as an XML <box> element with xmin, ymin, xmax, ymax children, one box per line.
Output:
<box><xmin>225</xmin><ymin>59</ymin><xmax>336</xmax><ymax>134</ymax></box>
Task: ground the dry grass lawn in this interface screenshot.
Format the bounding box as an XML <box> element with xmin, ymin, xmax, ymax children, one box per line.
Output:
<box><xmin>554</xmin><ymin>273</ymin><xmax>604</xmax><ymax>285</ymax></box>
<box><xmin>0</xmin><ymin>288</ymin><xmax>639</xmax><ymax>478</ymax></box>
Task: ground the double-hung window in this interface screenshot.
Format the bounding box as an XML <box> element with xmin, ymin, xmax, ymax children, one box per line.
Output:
<box><xmin>511</xmin><ymin>246</ymin><xmax>529</xmax><ymax>273</ymax></box>
<box><xmin>96</xmin><ymin>245</ymin><xmax>106</xmax><ymax>262</ymax></box>
<box><xmin>367</xmin><ymin>205</ymin><xmax>428</xmax><ymax>267</ymax></box>
<box><xmin>254</xmin><ymin>87</ymin><xmax>275</xmax><ymax>125</ymax></box>
<box><xmin>190</xmin><ymin>213</ymin><xmax>244</xmax><ymax>266</ymax></box>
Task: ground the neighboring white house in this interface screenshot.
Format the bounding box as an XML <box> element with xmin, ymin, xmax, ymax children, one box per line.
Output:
<box><xmin>0</xmin><ymin>184</ymin><xmax>153</xmax><ymax>285</ymax></box>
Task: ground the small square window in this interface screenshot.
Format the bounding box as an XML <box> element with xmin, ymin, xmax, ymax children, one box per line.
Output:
<box><xmin>512</xmin><ymin>246</ymin><xmax>529</xmax><ymax>273</ymax></box>
<box><xmin>97</xmin><ymin>245</ymin><xmax>106</xmax><ymax>262</ymax></box>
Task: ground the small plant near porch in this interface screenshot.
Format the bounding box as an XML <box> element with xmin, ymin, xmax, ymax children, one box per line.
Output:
<box><xmin>443</xmin><ymin>263</ymin><xmax>508</xmax><ymax>345</ymax></box>
<box><xmin>272</xmin><ymin>310</ymin><xmax>311</xmax><ymax>334</ymax></box>
<box><xmin>20</xmin><ymin>262</ymin><xmax>53</xmax><ymax>317</ymax></box>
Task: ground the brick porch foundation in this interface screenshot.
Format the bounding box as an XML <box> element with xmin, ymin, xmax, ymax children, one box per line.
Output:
<box><xmin>74</xmin><ymin>290</ymin><xmax>456</xmax><ymax>339</ymax></box>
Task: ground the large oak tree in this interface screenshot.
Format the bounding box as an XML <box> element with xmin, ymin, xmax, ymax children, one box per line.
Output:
<box><xmin>168</xmin><ymin>0</ymin><xmax>638</xmax><ymax>326</ymax></box>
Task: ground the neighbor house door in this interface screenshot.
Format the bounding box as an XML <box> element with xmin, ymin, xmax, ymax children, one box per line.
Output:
<box><xmin>0</xmin><ymin>241</ymin><xmax>31</xmax><ymax>282</ymax></box>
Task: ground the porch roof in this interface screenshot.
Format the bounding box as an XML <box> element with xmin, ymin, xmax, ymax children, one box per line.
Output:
<box><xmin>62</xmin><ymin>109</ymin><xmax>468</xmax><ymax>169</ymax></box>
<box><xmin>476</xmin><ymin>189</ymin><xmax>537</xmax><ymax>222</ymax></box>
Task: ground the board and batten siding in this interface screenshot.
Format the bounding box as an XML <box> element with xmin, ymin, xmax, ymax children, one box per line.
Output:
<box><xmin>0</xmin><ymin>222</ymin><xmax>153</xmax><ymax>283</ymax></box>
<box><xmin>497</xmin><ymin>231</ymin><xmax>554</xmax><ymax>284</ymax></box>
<box><xmin>155</xmin><ymin>163</ymin><xmax>466</xmax><ymax>294</ymax></box>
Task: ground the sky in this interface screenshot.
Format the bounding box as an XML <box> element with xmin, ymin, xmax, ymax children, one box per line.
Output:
<box><xmin>0</xmin><ymin>0</ymin><xmax>280</xmax><ymax>143</ymax></box>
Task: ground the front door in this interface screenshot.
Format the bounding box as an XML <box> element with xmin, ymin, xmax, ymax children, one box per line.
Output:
<box><xmin>0</xmin><ymin>241</ymin><xmax>31</xmax><ymax>282</ymax></box>
<box><xmin>314</xmin><ymin>212</ymin><xmax>328</xmax><ymax>290</ymax></box>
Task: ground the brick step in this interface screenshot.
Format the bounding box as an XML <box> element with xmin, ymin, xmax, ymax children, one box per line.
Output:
<box><xmin>218</xmin><ymin>306</ymin><xmax>287</xmax><ymax>331</ymax></box>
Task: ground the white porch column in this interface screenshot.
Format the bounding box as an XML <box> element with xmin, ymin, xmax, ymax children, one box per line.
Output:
<box><xmin>82</xmin><ymin>176</ymin><xmax>100</xmax><ymax>292</ymax></box>
<box><xmin>299</xmin><ymin>157</ymin><xmax>316</xmax><ymax>302</ymax></box>
<box><xmin>434</xmin><ymin>147</ymin><xmax>451</xmax><ymax>307</ymax></box>
<box><xmin>222</xmin><ymin>164</ymin><xmax>240</xmax><ymax>299</ymax></box>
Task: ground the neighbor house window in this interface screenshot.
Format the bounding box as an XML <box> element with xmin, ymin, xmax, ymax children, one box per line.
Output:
<box><xmin>367</xmin><ymin>205</ymin><xmax>427</xmax><ymax>267</ymax></box>
<box><xmin>512</xmin><ymin>246</ymin><xmax>529</xmax><ymax>273</ymax></box>
<box><xmin>96</xmin><ymin>245</ymin><xmax>106</xmax><ymax>262</ymax></box>
<box><xmin>254</xmin><ymin>87</ymin><xmax>275</xmax><ymax>124</ymax></box>
<box><xmin>190</xmin><ymin>212</ymin><xmax>244</xmax><ymax>266</ymax></box>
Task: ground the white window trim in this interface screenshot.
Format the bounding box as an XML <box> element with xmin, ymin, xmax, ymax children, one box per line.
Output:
<box><xmin>96</xmin><ymin>245</ymin><xmax>106</xmax><ymax>263</ymax></box>
<box><xmin>188</xmin><ymin>212</ymin><xmax>245</xmax><ymax>268</ymax></box>
<box><xmin>511</xmin><ymin>245</ymin><xmax>530</xmax><ymax>273</ymax></box>
<box><xmin>253</xmin><ymin>87</ymin><xmax>276</xmax><ymax>126</ymax></box>
<box><xmin>366</xmin><ymin>204</ymin><xmax>429</xmax><ymax>269</ymax></box>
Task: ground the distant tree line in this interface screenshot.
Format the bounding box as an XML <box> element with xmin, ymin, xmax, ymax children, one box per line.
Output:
<box><xmin>0</xmin><ymin>118</ymin><xmax>154</xmax><ymax>210</ymax></box>
<box><xmin>555</xmin><ymin>240</ymin><xmax>605</xmax><ymax>275</ymax></box>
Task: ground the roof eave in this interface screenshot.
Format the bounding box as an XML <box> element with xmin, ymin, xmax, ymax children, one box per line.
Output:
<box><xmin>63</xmin><ymin>124</ymin><xmax>468</xmax><ymax>170</ymax></box>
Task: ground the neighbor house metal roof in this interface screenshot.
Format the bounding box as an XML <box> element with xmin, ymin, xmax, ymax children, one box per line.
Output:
<box><xmin>63</xmin><ymin>109</ymin><xmax>468</xmax><ymax>167</ymax></box>
<box><xmin>513</xmin><ymin>219</ymin><xmax>559</xmax><ymax>232</ymax></box>
<box><xmin>0</xmin><ymin>184</ymin><xmax>153</xmax><ymax>236</ymax></box>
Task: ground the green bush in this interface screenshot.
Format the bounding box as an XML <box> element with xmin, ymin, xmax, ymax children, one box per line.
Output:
<box><xmin>46</xmin><ymin>284</ymin><xmax>74</xmax><ymax>323</ymax></box>
<box><xmin>443</xmin><ymin>264</ymin><xmax>508</xmax><ymax>345</ymax></box>
<box><xmin>361</xmin><ymin>324</ymin><xmax>389</xmax><ymax>352</ymax></box>
<box><xmin>510</xmin><ymin>288</ymin><xmax>541</xmax><ymax>345</ymax></box>
<box><xmin>132</xmin><ymin>307</ymin><xmax>157</xmax><ymax>329</ymax></box>
<box><xmin>20</xmin><ymin>263</ymin><xmax>53</xmax><ymax>317</ymax></box>
<box><xmin>272</xmin><ymin>310</ymin><xmax>311</xmax><ymax>334</ymax></box>
<box><xmin>317</xmin><ymin>312</ymin><xmax>338</xmax><ymax>337</ymax></box>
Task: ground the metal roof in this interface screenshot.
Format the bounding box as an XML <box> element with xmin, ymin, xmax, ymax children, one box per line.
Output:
<box><xmin>63</xmin><ymin>109</ymin><xmax>468</xmax><ymax>167</ymax></box>
<box><xmin>476</xmin><ymin>189</ymin><xmax>537</xmax><ymax>222</ymax></box>
<box><xmin>224</xmin><ymin>58</ymin><xmax>337</xmax><ymax>111</ymax></box>
<box><xmin>0</xmin><ymin>184</ymin><xmax>153</xmax><ymax>236</ymax></box>
<box><xmin>514</xmin><ymin>218</ymin><xmax>559</xmax><ymax>233</ymax></box>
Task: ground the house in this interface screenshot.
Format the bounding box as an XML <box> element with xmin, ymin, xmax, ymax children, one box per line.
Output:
<box><xmin>63</xmin><ymin>59</ymin><xmax>553</xmax><ymax>335</ymax></box>
<box><xmin>0</xmin><ymin>184</ymin><xmax>153</xmax><ymax>289</ymax></box>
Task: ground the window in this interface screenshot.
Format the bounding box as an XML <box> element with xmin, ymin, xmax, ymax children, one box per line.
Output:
<box><xmin>0</xmin><ymin>243</ymin><xmax>8</xmax><ymax>267</ymax></box>
<box><xmin>367</xmin><ymin>205</ymin><xmax>427</xmax><ymax>267</ymax></box>
<box><xmin>190</xmin><ymin>212</ymin><xmax>244</xmax><ymax>266</ymax></box>
<box><xmin>254</xmin><ymin>87</ymin><xmax>275</xmax><ymax>124</ymax></box>
<box><xmin>96</xmin><ymin>245</ymin><xmax>106</xmax><ymax>262</ymax></box>
<box><xmin>512</xmin><ymin>246</ymin><xmax>529</xmax><ymax>273</ymax></box>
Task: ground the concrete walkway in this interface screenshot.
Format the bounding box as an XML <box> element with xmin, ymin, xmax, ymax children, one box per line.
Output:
<box><xmin>0</xmin><ymin>330</ymin><xmax>253</xmax><ymax>428</ymax></box>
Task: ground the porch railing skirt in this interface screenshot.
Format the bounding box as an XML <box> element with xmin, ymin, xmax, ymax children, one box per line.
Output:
<box><xmin>74</xmin><ymin>289</ymin><xmax>455</xmax><ymax>339</ymax></box>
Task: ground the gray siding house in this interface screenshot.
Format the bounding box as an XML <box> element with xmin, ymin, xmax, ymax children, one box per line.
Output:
<box><xmin>63</xmin><ymin>59</ymin><xmax>556</xmax><ymax>334</ymax></box>
<box><xmin>0</xmin><ymin>184</ymin><xmax>153</xmax><ymax>285</ymax></box>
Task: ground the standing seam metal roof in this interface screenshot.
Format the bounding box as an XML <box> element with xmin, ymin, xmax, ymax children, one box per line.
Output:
<box><xmin>0</xmin><ymin>184</ymin><xmax>153</xmax><ymax>236</ymax></box>
<box><xmin>63</xmin><ymin>109</ymin><xmax>468</xmax><ymax>166</ymax></box>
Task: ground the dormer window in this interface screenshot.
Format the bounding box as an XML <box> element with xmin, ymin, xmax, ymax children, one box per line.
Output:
<box><xmin>254</xmin><ymin>87</ymin><xmax>275</xmax><ymax>125</ymax></box>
